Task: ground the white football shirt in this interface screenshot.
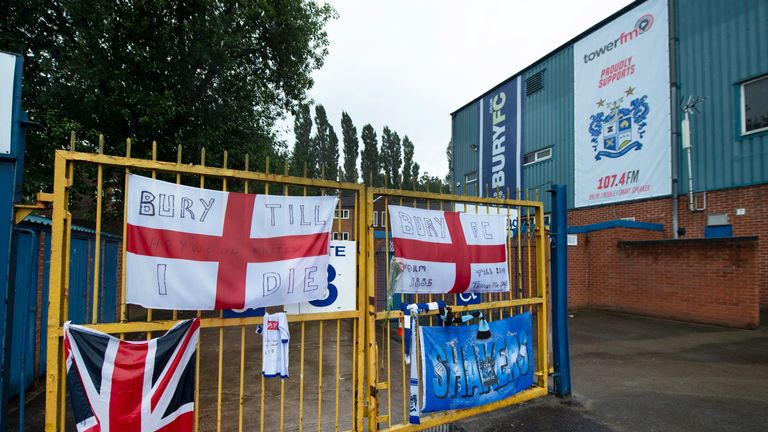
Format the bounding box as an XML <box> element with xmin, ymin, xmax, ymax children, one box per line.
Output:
<box><xmin>256</xmin><ymin>312</ymin><xmax>290</xmax><ymax>378</ymax></box>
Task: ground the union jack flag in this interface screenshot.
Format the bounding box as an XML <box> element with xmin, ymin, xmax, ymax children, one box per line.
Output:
<box><xmin>64</xmin><ymin>319</ymin><xmax>200</xmax><ymax>432</ymax></box>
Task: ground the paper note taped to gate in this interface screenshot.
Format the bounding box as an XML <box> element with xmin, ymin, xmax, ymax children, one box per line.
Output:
<box><xmin>388</xmin><ymin>205</ymin><xmax>510</xmax><ymax>294</ymax></box>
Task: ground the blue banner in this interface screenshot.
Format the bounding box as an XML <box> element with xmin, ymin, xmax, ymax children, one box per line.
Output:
<box><xmin>456</xmin><ymin>292</ymin><xmax>481</xmax><ymax>306</ymax></box>
<box><xmin>419</xmin><ymin>312</ymin><xmax>533</xmax><ymax>413</ymax></box>
<box><xmin>222</xmin><ymin>308</ymin><xmax>264</xmax><ymax>318</ymax></box>
<box><xmin>480</xmin><ymin>76</ymin><xmax>523</xmax><ymax>198</ymax></box>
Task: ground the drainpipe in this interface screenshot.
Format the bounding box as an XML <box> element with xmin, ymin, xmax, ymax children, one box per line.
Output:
<box><xmin>668</xmin><ymin>0</ymin><xmax>680</xmax><ymax>239</ymax></box>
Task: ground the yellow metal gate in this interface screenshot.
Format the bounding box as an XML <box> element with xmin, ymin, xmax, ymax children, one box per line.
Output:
<box><xmin>363</xmin><ymin>188</ymin><xmax>550</xmax><ymax>431</ymax></box>
<box><xmin>43</xmin><ymin>140</ymin><xmax>549</xmax><ymax>431</ymax></box>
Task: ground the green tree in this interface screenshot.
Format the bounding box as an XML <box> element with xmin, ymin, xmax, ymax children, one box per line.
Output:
<box><xmin>411</xmin><ymin>162</ymin><xmax>420</xmax><ymax>189</ymax></box>
<box><xmin>380</xmin><ymin>126</ymin><xmax>393</xmax><ymax>186</ymax></box>
<box><xmin>312</xmin><ymin>104</ymin><xmax>332</xmax><ymax>178</ymax></box>
<box><xmin>341</xmin><ymin>112</ymin><xmax>359</xmax><ymax>182</ymax></box>
<box><xmin>360</xmin><ymin>124</ymin><xmax>380</xmax><ymax>186</ymax></box>
<box><xmin>326</xmin><ymin>125</ymin><xmax>339</xmax><ymax>180</ymax></box>
<box><xmin>402</xmin><ymin>135</ymin><xmax>414</xmax><ymax>187</ymax></box>
<box><xmin>445</xmin><ymin>140</ymin><xmax>454</xmax><ymax>193</ymax></box>
<box><xmin>390</xmin><ymin>131</ymin><xmax>402</xmax><ymax>188</ymax></box>
<box><xmin>2</xmin><ymin>0</ymin><xmax>336</xmax><ymax>196</ymax></box>
<box><xmin>418</xmin><ymin>172</ymin><xmax>448</xmax><ymax>193</ymax></box>
<box><xmin>291</xmin><ymin>103</ymin><xmax>315</xmax><ymax>177</ymax></box>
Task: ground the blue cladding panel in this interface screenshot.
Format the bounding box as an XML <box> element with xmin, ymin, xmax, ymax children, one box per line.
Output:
<box><xmin>704</xmin><ymin>225</ymin><xmax>733</xmax><ymax>238</ymax></box>
<box><xmin>522</xmin><ymin>48</ymin><xmax>575</xmax><ymax>209</ymax></box>
<box><xmin>100</xmin><ymin>240</ymin><xmax>119</xmax><ymax>323</ymax></box>
<box><xmin>452</xmin><ymin>102</ymin><xmax>480</xmax><ymax>196</ymax></box>
<box><xmin>3</xmin><ymin>221</ymin><xmax>121</xmax><ymax>397</ymax></box>
<box><xmin>68</xmin><ymin>237</ymin><xmax>91</xmax><ymax>324</ymax></box>
<box><xmin>9</xmin><ymin>230</ymin><xmax>39</xmax><ymax>397</ymax></box>
<box><xmin>676</xmin><ymin>0</ymin><xmax>768</xmax><ymax>192</ymax></box>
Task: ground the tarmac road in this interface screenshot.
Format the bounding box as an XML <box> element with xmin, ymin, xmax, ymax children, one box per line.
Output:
<box><xmin>456</xmin><ymin>309</ymin><xmax>768</xmax><ymax>432</ymax></box>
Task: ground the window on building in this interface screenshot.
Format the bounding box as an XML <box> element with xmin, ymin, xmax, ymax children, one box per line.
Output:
<box><xmin>373</xmin><ymin>210</ymin><xmax>378</xmax><ymax>227</ymax></box>
<box><xmin>335</xmin><ymin>209</ymin><xmax>350</xmax><ymax>219</ymax></box>
<box><xmin>543</xmin><ymin>213</ymin><xmax>551</xmax><ymax>227</ymax></box>
<box><xmin>465</xmin><ymin>171</ymin><xmax>478</xmax><ymax>185</ymax></box>
<box><xmin>333</xmin><ymin>232</ymin><xmax>350</xmax><ymax>241</ymax></box>
<box><xmin>523</xmin><ymin>147</ymin><xmax>552</xmax><ymax>166</ymax></box>
<box><xmin>741</xmin><ymin>74</ymin><xmax>768</xmax><ymax>135</ymax></box>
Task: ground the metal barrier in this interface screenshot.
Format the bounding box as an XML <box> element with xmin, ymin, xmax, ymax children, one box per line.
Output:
<box><xmin>43</xmin><ymin>140</ymin><xmax>368</xmax><ymax>432</ymax></box>
<box><xmin>43</xmin><ymin>140</ymin><xmax>550</xmax><ymax>431</ymax></box>
<box><xmin>364</xmin><ymin>188</ymin><xmax>550</xmax><ymax>431</ymax></box>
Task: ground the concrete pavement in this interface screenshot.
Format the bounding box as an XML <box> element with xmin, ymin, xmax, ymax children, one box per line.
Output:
<box><xmin>457</xmin><ymin>310</ymin><xmax>768</xmax><ymax>431</ymax></box>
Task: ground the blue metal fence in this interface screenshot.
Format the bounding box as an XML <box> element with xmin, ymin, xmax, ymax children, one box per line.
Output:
<box><xmin>3</xmin><ymin>219</ymin><xmax>121</xmax><ymax>400</ymax></box>
<box><xmin>9</xmin><ymin>229</ymin><xmax>38</xmax><ymax>399</ymax></box>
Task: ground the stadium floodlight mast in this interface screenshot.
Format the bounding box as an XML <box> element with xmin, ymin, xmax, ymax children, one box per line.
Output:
<box><xmin>681</xmin><ymin>95</ymin><xmax>706</xmax><ymax>212</ymax></box>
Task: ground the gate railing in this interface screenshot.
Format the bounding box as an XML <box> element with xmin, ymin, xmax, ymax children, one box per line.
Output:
<box><xmin>364</xmin><ymin>188</ymin><xmax>549</xmax><ymax>431</ymax></box>
<box><xmin>44</xmin><ymin>143</ymin><xmax>368</xmax><ymax>432</ymax></box>
<box><xmin>43</xmin><ymin>142</ymin><xmax>550</xmax><ymax>431</ymax></box>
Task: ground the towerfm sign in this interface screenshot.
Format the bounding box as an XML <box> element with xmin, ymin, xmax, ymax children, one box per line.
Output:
<box><xmin>573</xmin><ymin>0</ymin><xmax>671</xmax><ymax>207</ymax></box>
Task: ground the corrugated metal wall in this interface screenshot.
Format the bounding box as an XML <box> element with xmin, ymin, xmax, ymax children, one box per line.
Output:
<box><xmin>522</xmin><ymin>48</ymin><xmax>575</xmax><ymax>209</ymax></box>
<box><xmin>68</xmin><ymin>236</ymin><xmax>91</xmax><ymax>324</ymax></box>
<box><xmin>451</xmin><ymin>101</ymin><xmax>481</xmax><ymax>196</ymax></box>
<box><xmin>100</xmin><ymin>240</ymin><xmax>119</xmax><ymax>323</ymax></box>
<box><xmin>8</xmin><ymin>229</ymin><xmax>39</xmax><ymax>397</ymax></box>
<box><xmin>3</xmin><ymin>226</ymin><xmax>120</xmax><ymax>399</ymax></box>
<box><xmin>451</xmin><ymin>0</ymin><xmax>768</xmax><ymax>208</ymax></box>
<box><xmin>676</xmin><ymin>0</ymin><xmax>768</xmax><ymax>192</ymax></box>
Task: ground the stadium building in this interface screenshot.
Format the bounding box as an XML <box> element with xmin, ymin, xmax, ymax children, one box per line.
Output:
<box><xmin>450</xmin><ymin>0</ymin><xmax>767</xmax><ymax>327</ymax></box>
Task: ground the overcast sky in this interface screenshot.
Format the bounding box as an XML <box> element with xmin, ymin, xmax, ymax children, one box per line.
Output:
<box><xmin>279</xmin><ymin>0</ymin><xmax>635</xmax><ymax>180</ymax></box>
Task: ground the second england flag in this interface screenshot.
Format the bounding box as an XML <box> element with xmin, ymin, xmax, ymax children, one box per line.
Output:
<box><xmin>388</xmin><ymin>205</ymin><xmax>510</xmax><ymax>294</ymax></box>
<box><xmin>126</xmin><ymin>174</ymin><xmax>338</xmax><ymax>310</ymax></box>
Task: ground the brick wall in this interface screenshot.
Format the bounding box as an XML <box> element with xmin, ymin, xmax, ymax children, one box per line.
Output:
<box><xmin>566</xmin><ymin>185</ymin><xmax>765</xmax><ymax>327</ymax></box>
<box><xmin>34</xmin><ymin>232</ymin><xmax>46</xmax><ymax>377</ymax></box>
<box><xmin>616</xmin><ymin>238</ymin><xmax>758</xmax><ymax>328</ymax></box>
<box><xmin>677</xmin><ymin>187</ymin><xmax>768</xmax><ymax>307</ymax></box>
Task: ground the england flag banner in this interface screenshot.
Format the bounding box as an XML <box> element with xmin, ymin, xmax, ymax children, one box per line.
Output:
<box><xmin>388</xmin><ymin>205</ymin><xmax>509</xmax><ymax>294</ymax></box>
<box><xmin>126</xmin><ymin>174</ymin><xmax>337</xmax><ymax>310</ymax></box>
<box><xmin>64</xmin><ymin>318</ymin><xmax>200</xmax><ymax>432</ymax></box>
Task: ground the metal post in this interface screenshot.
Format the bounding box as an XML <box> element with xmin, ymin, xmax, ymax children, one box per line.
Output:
<box><xmin>0</xmin><ymin>52</ymin><xmax>27</xmax><ymax>432</ymax></box>
<box><xmin>549</xmin><ymin>184</ymin><xmax>571</xmax><ymax>397</ymax></box>
<box><xmin>0</xmin><ymin>228</ymin><xmax>18</xmax><ymax>431</ymax></box>
<box><xmin>669</xmin><ymin>0</ymin><xmax>680</xmax><ymax>239</ymax></box>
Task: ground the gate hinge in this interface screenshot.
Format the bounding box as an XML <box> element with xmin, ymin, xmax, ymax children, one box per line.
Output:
<box><xmin>13</xmin><ymin>192</ymin><xmax>54</xmax><ymax>224</ymax></box>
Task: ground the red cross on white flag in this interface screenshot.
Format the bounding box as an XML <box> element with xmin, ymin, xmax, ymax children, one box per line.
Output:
<box><xmin>388</xmin><ymin>205</ymin><xmax>510</xmax><ymax>294</ymax></box>
<box><xmin>125</xmin><ymin>174</ymin><xmax>337</xmax><ymax>310</ymax></box>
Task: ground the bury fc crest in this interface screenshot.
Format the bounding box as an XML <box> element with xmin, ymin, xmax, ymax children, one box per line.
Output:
<box><xmin>589</xmin><ymin>88</ymin><xmax>650</xmax><ymax>160</ymax></box>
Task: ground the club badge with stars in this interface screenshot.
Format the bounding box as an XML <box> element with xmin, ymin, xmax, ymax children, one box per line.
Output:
<box><xmin>588</xmin><ymin>87</ymin><xmax>649</xmax><ymax>160</ymax></box>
